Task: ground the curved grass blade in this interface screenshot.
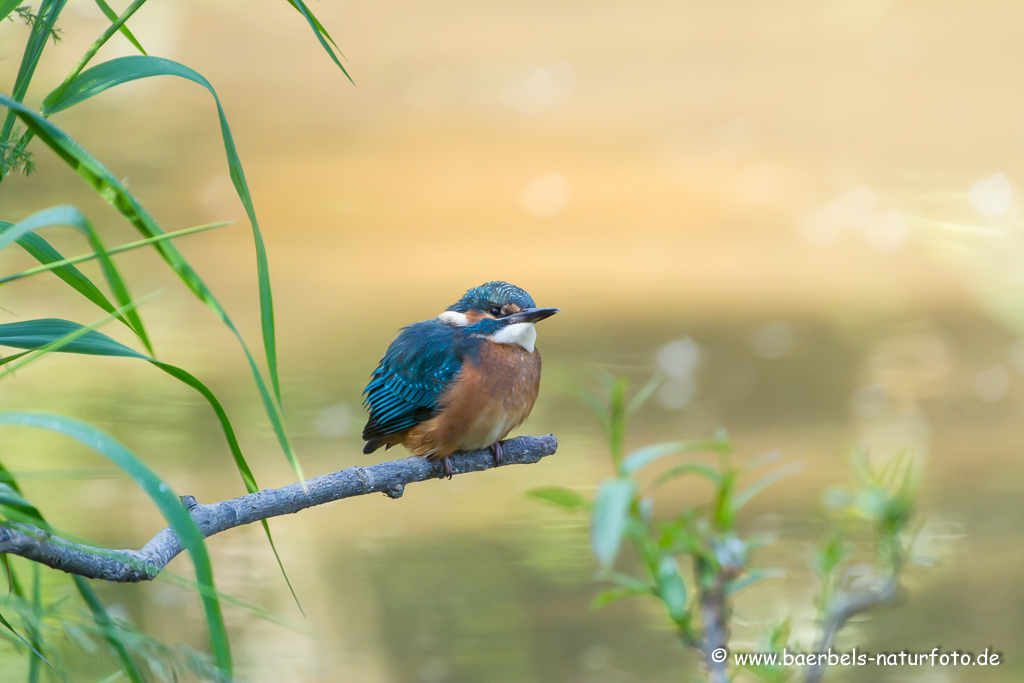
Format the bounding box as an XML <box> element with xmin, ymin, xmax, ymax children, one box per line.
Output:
<box><xmin>0</xmin><ymin>463</ymin><xmax>127</xmax><ymax>679</ymax></box>
<box><xmin>0</xmin><ymin>561</ymin><xmax>47</xmax><ymax>671</ymax></box>
<box><xmin>621</xmin><ymin>437</ymin><xmax>731</xmax><ymax>475</ymax></box>
<box><xmin>42</xmin><ymin>56</ymin><xmax>282</xmax><ymax>406</ymax></box>
<box><xmin>0</xmin><ymin>550</ymin><xmax>50</xmax><ymax>672</ymax></box>
<box><xmin>0</xmin><ymin>0</ymin><xmax>22</xmax><ymax>23</ymax></box>
<box><xmin>0</xmin><ymin>413</ymin><xmax>232</xmax><ymax>675</ymax></box>
<box><xmin>742</xmin><ymin>450</ymin><xmax>783</xmax><ymax>473</ymax></box>
<box><xmin>0</xmin><ymin>207</ymin><xmax>152</xmax><ymax>355</ymax></box>
<box><xmin>0</xmin><ymin>351</ymin><xmax>30</xmax><ymax>366</ymax></box>
<box><xmin>7</xmin><ymin>0</ymin><xmax>146</xmax><ymax>158</ymax></box>
<box><xmin>0</xmin><ymin>605</ymin><xmax>52</xmax><ymax>671</ymax></box>
<box><xmin>283</xmin><ymin>0</ymin><xmax>341</xmax><ymax>50</ymax></box>
<box><xmin>28</xmin><ymin>564</ymin><xmax>43</xmax><ymax>682</ymax></box>
<box><xmin>0</xmin><ymin>95</ymin><xmax>304</xmax><ymax>487</ymax></box>
<box><xmin>651</xmin><ymin>463</ymin><xmax>721</xmax><ymax>490</ymax></box>
<box><xmin>625</xmin><ymin>372</ymin><xmax>664</xmax><ymax>418</ymax></box>
<box><xmin>0</xmin><ymin>300</ymin><xmax>149</xmax><ymax>378</ymax></box>
<box><xmin>0</xmin><ymin>318</ymin><xmax>302</xmax><ymax>614</ymax></box>
<box><xmin>284</xmin><ymin>0</ymin><xmax>352</xmax><ymax>83</ymax></box>
<box><xmin>593</xmin><ymin>578</ymin><xmax>653</xmax><ymax>612</ymax></box>
<box><xmin>2</xmin><ymin>221</ymin><xmax>120</xmax><ymax>324</ymax></box>
<box><xmin>158</xmin><ymin>570</ymin><xmax>309</xmax><ymax>634</ymax></box>
<box><xmin>725</xmin><ymin>567</ymin><xmax>785</xmax><ymax>596</ymax></box>
<box><xmin>0</xmin><ymin>483</ymin><xmax>34</xmax><ymax>508</ymax></box>
<box><xmin>154</xmin><ymin>366</ymin><xmax>304</xmax><ymax>616</ymax></box>
<box><xmin>0</xmin><ymin>319</ymin><xmax>140</xmax><ymax>356</ymax></box>
<box><xmin>526</xmin><ymin>486</ymin><xmax>591</xmax><ymax>510</ymax></box>
<box><xmin>0</xmin><ymin>221</ymin><xmax>228</xmax><ymax>287</ymax></box>
<box><xmin>0</xmin><ymin>466</ymin><xmax>43</xmax><ymax>524</ymax></box>
<box><xmin>72</xmin><ymin>576</ymin><xmax>143</xmax><ymax>683</ymax></box>
<box><xmin>0</xmin><ymin>319</ymin><xmax>254</xmax><ymax>486</ymax></box>
<box><xmin>45</xmin><ymin>0</ymin><xmax>148</xmax><ymax>109</ymax></box>
<box><xmin>0</xmin><ymin>0</ymin><xmax>67</xmax><ymax>145</ymax></box>
<box><xmin>92</xmin><ymin>0</ymin><xmax>147</xmax><ymax>55</ymax></box>
<box><xmin>591</xmin><ymin>585</ymin><xmax>652</xmax><ymax>611</ymax></box>
<box><xmin>732</xmin><ymin>462</ymin><xmax>803</xmax><ymax>513</ymax></box>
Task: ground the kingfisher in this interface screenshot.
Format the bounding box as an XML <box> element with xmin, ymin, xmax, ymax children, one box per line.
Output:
<box><xmin>361</xmin><ymin>281</ymin><xmax>558</xmax><ymax>477</ymax></box>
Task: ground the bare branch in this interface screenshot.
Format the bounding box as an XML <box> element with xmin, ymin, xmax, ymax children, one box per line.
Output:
<box><xmin>697</xmin><ymin>539</ymin><xmax>745</xmax><ymax>683</ymax></box>
<box><xmin>699</xmin><ymin>572</ymin><xmax>730</xmax><ymax>683</ymax></box>
<box><xmin>804</xmin><ymin>575</ymin><xmax>901</xmax><ymax>683</ymax></box>
<box><xmin>0</xmin><ymin>434</ymin><xmax>558</xmax><ymax>583</ymax></box>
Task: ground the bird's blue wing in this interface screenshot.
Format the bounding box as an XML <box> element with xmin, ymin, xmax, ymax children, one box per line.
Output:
<box><xmin>362</xmin><ymin>320</ymin><xmax>463</xmax><ymax>440</ymax></box>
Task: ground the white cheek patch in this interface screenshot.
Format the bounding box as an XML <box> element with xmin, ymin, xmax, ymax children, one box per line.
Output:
<box><xmin>437</xmin><ymin>311</ymin><xmax>470</xmax><ymax>326</ymax></box>
<box><xmin>491</xmin><ymin>322</ymin><xmax>538</xmax><ymax>352</ymax></box>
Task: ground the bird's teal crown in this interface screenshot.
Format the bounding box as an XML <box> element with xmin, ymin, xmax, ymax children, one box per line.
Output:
<box><xmin>447</xmin><ymin>281</ymin><xmax>536</xmax><ymax>313</ymax></box>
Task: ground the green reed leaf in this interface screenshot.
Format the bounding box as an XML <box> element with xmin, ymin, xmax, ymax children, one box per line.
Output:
<box><xmin>0</xmin><ymin>300</ymin><xmax>149</xmax><ymax>378</ymax></box>
<box><xmin>1</xmin><ymin>221</ymin><xmax>227</xmax><ymax>287</ymax></box>
<box><xmin>526</xmin><ymin>486</ymin><xmax>591</xmax><ymax>510</ymax></box>
<box><xmin>625</xmin><ymin>372</ymin><xmax>664</xmax><ymax>418</ymax></box>
<box><xmin>0</xmin><ymin>94</ymin><xmax>303</xmax><ymax>488</ymax></box>
<box><xmin>0</xmin><ymin>318</ymin><xmax>302</xmax><ymax>614</ymax></box>
<box><xmin>0</xmin><ymin>413</ymin><xmax>232</xmax><ymax>675</ymax></box>
<box><xmin>622</xmin><ymin>436</ymin><xmax>731</xmax><ymax>475</ymax></box>
<box><xmin>732</xmin><ymin>462</ymin><xmax>802</xmax><ymax>513</ymax></box>
<box><xmin>72</xmin><ymin>576</ymin><xmax>144</xmax><ymax>683</ymax></box>
<box><xmin>726</xmin><ymin>567</ymin><xmax>785</xmax><ymax>596</ymax></box>
<box><xmin>0</xmin><ymin>0</ymin><xmax>22</xmax><ymax>23</ymax></box>
<box><xmin>651</xmin><ymin>463</ymin><xmax>721</xmax><ymax>489</ymax></box>
<box><xmin>0</xmin><ymin>605</ymin><xmax>51</xmax><ymax>670</ymax></box>
<box><xmin>43</xmin><ymin>57</ymin><xmax>284</xmax><ymax>411</ymax></box>
<box><xmin>92</xmin><ymin>0</ymin><xmax>146</xmax><ymax>55</ymax></box>
<box><xmin>0</xmin><ymin>207</ymin><xmax>152</xmax><ymax>354</ymax></box>
<box><xmin>27</xmin><ymin>564</ymin><xmax>43</xmax><ymax>682</ymax></box>
<box><xmin>590</xmin><ymin>585</ymin><xmax>651</xmax><ymax>610</ymax></box>
<box><xmin>0</xmin><ymin>483</ymin><xmax>33</xmax><ymax>508</ymax></box>
<box><xmin>284</xmin><ymin>0</ymin><xmax>352</xmax><ymax>83</ymax></box>
<box><xmin>0</xmin><ymin>457</ymin><xmax>141</xmax><ymax>681</ymax></box>
<box><xmin>3</xmin><ymin>223</ymin><xmax>120</xmax><ymax>322</ymax></box>
<box><xmin>42</xmin><ymin>57</ymin><xmax>283</xmax><ymax>404</ymax></box>
<box><xmin>655</xmin><ymin>556</ymin><xmax>688</xmax><ymax>622</ymax></box>
<box><xmin>591</xmin><ymin>478</ymin><xmax>636</xmax><ymax>568</ymax></box>
<box><xmin>0</xmin><ymin>0</ymin><xmax>67</xmax><ymax>145</ymax></box>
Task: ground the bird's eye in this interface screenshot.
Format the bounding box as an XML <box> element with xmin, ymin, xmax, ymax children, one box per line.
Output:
<box><xmin>489</xmin><ymin>306</ymin><xmax>502</xmax><ymax>317</ymax></box>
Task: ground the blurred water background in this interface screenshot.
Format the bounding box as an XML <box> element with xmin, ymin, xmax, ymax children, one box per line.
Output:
<box><xmin>2</xmin><ymin>0</ymin><xmax>1024</xmax><ymax>680</ymax></box>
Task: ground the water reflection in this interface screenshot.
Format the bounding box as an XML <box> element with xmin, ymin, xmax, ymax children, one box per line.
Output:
<box><xmin>3</xmin><ymin>310</ymin><xmax>1023</xmax><ymax>680</ymax></box>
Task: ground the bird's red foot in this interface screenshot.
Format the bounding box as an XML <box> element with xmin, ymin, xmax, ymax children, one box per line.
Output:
<box><xmin>490</xmin><ymin>440</ymin><xmax>504</xmax><ymax>466</ymax></box>
<box><xmin>441</xmin><ymin>457</ymin><xmax>453</xmax><ymax>480</ymax></box>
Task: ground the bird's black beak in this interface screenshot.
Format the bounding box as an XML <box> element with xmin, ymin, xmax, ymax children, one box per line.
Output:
<box><xmin>508</xmin><ymin>307</ymin><xmax>560</xmax><ymax>324</ymax></box>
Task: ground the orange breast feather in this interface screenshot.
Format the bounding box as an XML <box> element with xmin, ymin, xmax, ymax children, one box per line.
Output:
<box><xmin>404</xmin><ymin>341</ymin><xmax>541</xmax><ymax>460</ymax></box>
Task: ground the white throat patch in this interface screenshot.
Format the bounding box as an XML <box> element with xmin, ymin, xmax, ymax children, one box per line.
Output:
<box><xmin>437</xmin><ymin>311</ymin><xmax>469</xmax><ymax>326</ymax></box>
<box><xmin>491</xmin><ymin>322</ymin><xmax>538</xmax><ymax>352</ymax></box>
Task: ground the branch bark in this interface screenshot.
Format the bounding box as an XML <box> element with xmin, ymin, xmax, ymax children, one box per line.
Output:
<box><xmin>699</xmin><ymin>571</ymin><xmax>731</xmax><ymax>683</ymax></box>
<box><xmin>803</xmin><ymin>574</ymin><xmax>901</xmax><ymax>683</ymax></box>
<box><xmin>0</xmin><ymin>434</ymin><xmax>558</xmax><ymax>583</ymax></box>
